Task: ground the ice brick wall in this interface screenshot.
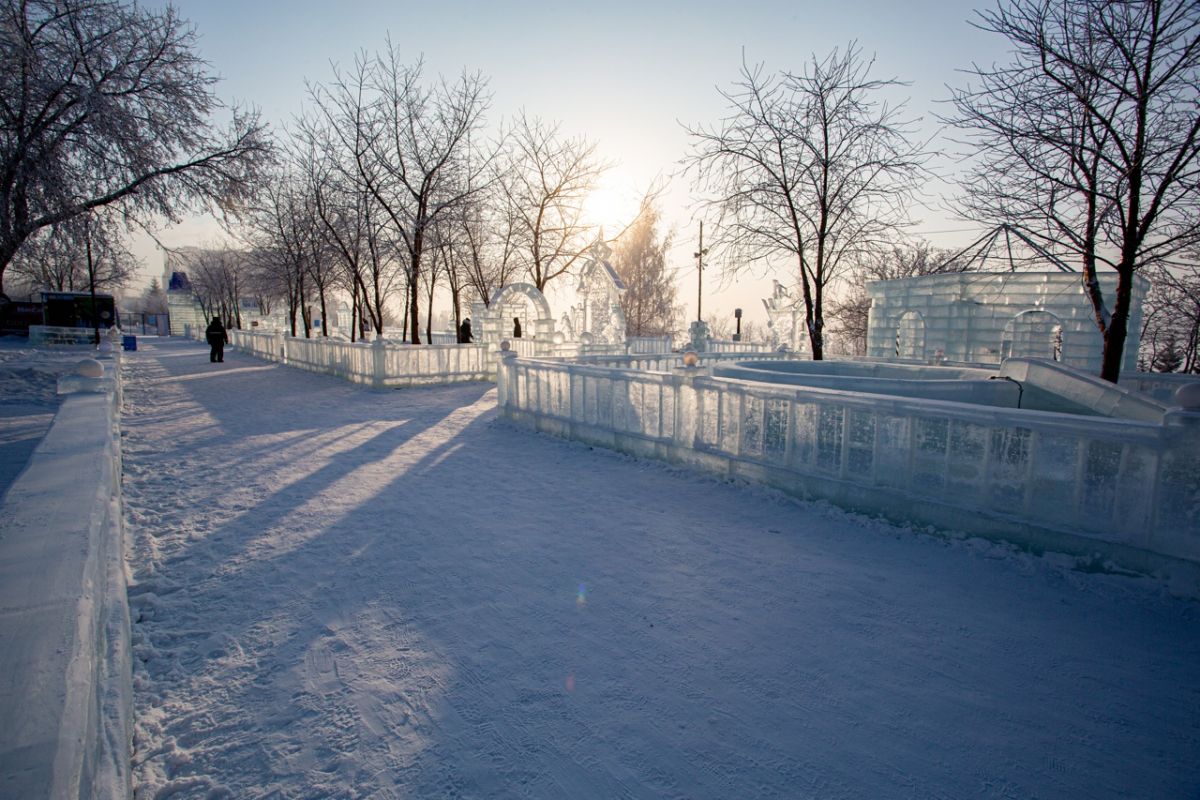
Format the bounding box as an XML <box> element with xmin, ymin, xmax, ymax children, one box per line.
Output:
<box><xmin>865</xmin><ymin>272</ymin><xmax>1148</xmax><ymax>375</ymax></box>
<box><xmin>498</xmin><ymin>354</ymin><xmax>1200</xmax><ymax>570</ymax></box>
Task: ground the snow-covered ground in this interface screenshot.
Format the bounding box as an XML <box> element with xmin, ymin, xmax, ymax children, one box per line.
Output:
<box><xmin>119</xmin><ymin>337</ymin><xmax>1199</xmax><ymax>799</ymax></box>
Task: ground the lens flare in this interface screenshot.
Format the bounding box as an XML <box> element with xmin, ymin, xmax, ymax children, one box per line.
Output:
<box><xmin>576</xmin><ymin>583</ymin><xmax>587</xmax><ymax>607</ymax></box>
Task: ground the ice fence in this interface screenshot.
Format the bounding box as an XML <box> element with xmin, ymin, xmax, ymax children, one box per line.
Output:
<box><xmin>498</xmin><ymin>353</ymin><xmax>1200</xmax><ymax>571</ymax></box>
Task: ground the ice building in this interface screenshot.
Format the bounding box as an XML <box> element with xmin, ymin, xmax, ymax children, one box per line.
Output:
<box><xmin>865</xmin><ymin>271</ymin><xmax>1148</xmax><ymax>375</ymax></box>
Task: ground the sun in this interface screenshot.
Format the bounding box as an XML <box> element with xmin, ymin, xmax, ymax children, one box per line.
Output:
<box><xmin>581</xmin><ymin>173</ymin><xmax>640</xmax><ymax>233</ymax></box>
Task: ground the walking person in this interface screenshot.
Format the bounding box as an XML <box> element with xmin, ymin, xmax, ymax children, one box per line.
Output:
<box><xmin>513</xmin><ymin>317</ymin><xmax>522</xmax><ymax>338</ymax></box>
<box><xmin>459</xmin><ymin>317</ymin><xmax>473</xmax><ymax>343</ymax></box>
<box><xmin>206</xmin><ymin>316</ymin><xmax>228</xmax><ymax>363</ymax></box>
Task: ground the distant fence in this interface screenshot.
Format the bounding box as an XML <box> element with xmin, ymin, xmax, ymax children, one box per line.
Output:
<box><xmin>497</xmin><ymin>354</ymin><xmax>1200</xmax><ymax>571</ymax></box>
<box><xmin>706</xmin><ymin>339</ymin><xmax>772</xmax><ymax>354</ymax></box>
<box><xmin>628</xmin><ymin>335</ymin><xmax>673</xmax><ymax>354</ymax></box>
<box><xmin>1120</xmin><ymin>372</ymin><xmax>1200</xmax><ymax>405</ymax></box>
<box><xmin>224</xmin><ymin>329</ymin><xmax>494</xmax><ymax>387</ymax></box>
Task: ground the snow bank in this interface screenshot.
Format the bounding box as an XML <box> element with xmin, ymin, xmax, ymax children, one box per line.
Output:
<box><xmin>0</xmin><ymin>355</ymin><xmax>131</xmax><ymax>799</ymax></box>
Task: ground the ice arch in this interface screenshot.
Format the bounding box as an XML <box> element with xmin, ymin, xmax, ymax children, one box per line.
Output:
<box><xmin>476</xmin><ymin>282</ymin><xmax>557</xmax><ymax>347</ymax></box>
<box><xmin>1001</xmin><ymin>310</ymin><xmax>1064</xmax><ymax>362</ymax></box>
<box><xmin>895</xmin><ymin>311</ymin><xmax>926</xmax><ymax>360</ymax></box>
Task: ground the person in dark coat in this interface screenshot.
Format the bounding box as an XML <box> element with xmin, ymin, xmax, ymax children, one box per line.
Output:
<box><xmin>513</xmin><ymin>317</ymin><xmax>522</xmax><ymax>338</ymax></box>
<box><xmin>205</xmin><ymin>317</ymin><xmax>228</xmax><ymax>362</ymax></box>
<box><xmin>459</xmin><ymin>318</ymin><xmax>473</xmax><ymax>343</ymax></box>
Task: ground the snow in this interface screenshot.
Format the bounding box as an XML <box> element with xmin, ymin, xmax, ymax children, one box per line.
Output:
<box><xmin>113</xmin><ymin>337</ymin><xmax>1200</xmax><ymax>798</ymax></box>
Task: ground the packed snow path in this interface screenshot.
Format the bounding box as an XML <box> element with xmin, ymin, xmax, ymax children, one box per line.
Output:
<box><xmin>121</xmin><ymin>338</ymin><xmax>1199</xmax><ymax>799</ymax></box>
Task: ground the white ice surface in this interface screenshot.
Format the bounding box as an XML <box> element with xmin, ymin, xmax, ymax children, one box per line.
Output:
<box><xmin>120</xmin><ymin>338</ymin><xmax>1200</xmax><ymax>799</ymax></box>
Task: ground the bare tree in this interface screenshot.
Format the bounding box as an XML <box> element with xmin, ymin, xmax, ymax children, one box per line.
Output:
<box><xmin>296</xmin><ymin>107</ymin><xmax>401</xmax><ymax>338</ymax></box>
<box><xmin>684</xmin><ymin>45</ymin><xmax>929</xmax><ymax>360</ymax></box>
<box><xmin>184</xmin><ymin>246</ymin><xmax>248</xmax><ymax>329</ymax></box>
<box><xmin>455</xmin><ymin>188</ymin><xmax>521</xmax><ymax>308</ymax></box>
<box><xmin>1141</xmin><ymin>262</ymin><xmax>1200</xmax><ymax>372</ymax></box>
<box><xmin>314</xmin><ymin>50</ymin><xmax>489</xmax><ymax>343</ymax></box>
<box><xmin>0</xmin><ymin>0</ymin><xmax>270</xmax><ymax>293</ymax></box>
<box><xmin>612</xmin><ymin>196</ymin><xmax>680</xmax><ymax>337</ymax></box>
<box><xmin>946</xmin><ymin>0</ymin><xmax>1200</xmax><ymax>382</ymax></box>
<box><xmin>241</xmin><ymin>171</ymin><xmax>322</xmax><ymax>336</ymax></box>
<box><xmin>501</xmin><ymin>112</ymin><xmax>607</xmax><ymax>292</ymax></box>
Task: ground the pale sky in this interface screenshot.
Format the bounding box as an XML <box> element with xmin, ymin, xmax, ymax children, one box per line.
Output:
<box><xmin>139</xmin><ymin>0</ymin><xmax>1012</xmax><ymax>328</ymax></box>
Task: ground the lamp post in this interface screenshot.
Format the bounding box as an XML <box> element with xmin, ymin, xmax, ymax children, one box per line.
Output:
<box><xmin>733</xmin><ymin>308</ymin><xmax>742</xmax><ymax>342</ymax></box>
<box><xmin>693</xmin><ymin>221</ymin><xmax>708</xmax><ymax>322</ymax></box>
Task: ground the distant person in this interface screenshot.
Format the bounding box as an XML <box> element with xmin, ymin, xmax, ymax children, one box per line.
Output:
<box><xmin>459</xmin><ymin>318</ymin><xmax>473</xmax><ymax>343</ymax></box>
<box><xmin>205</xmin><ymin>316</ymin><xmax>228</xmax><ymax>363</ymax></box>
<box><xmin>513</xmin><ymin>317</ymin><xmax>522</xmax><ymax>338</ymax></box>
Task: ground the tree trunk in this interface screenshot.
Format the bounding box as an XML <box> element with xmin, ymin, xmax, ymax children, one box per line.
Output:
<box><xmin>409</xmin><ymin>264</ymin><xmax>422</xmax><ymax>344</ymax></box>
<box><xmin>1099</xmin><ymin>269</ymin><xmax>1135</xmax><ymax>383</ymax></box>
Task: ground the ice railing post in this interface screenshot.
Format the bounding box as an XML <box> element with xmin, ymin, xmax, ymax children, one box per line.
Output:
<box><xmin>671</xmin><ymin>349</ymin><xmax>708</xmax><ymax>448</ymax></box>
<box><xmin>1154</xmin><ymin>388</ymin><xmax>1200</xmax><ymax>560</ymax></box>
<box><xmin>496</xmin><ymin>341</ymin><xmax>518</xmax><ymax>408</ymax></box>
<box><xmin>371</xmin><ymin>336</ymin><xmax>387</xmax><ymax>389</ymax></box>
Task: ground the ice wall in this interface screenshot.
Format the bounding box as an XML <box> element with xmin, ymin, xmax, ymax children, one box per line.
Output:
<box><xmin>865</xmin><ymin>272</ymin><xmax>1148</xmax><ymax>375</ymax></box>
<box><xmin>0</xmin><ymin>358</ymin><xmax>131</xmax><ymax>799</ymax></box>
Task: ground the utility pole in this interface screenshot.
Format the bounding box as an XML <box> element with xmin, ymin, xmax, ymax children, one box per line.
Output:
<box><xmin>693</xmin><ymin>221</ymin><xmax>708</xmax><ymax>321</ymax></box>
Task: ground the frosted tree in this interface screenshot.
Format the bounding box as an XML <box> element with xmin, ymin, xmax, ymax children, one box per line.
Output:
<box><xmin>1140</xmin><ymin>262</ymin><xmax>1200</xmax><ymax>372</ymax></box>
<box><xmin>142</xmin><ymin>279</ymin><xmax>168</xmax><ymax>315</ymax></box>
<box><xmin>612</xmin><ymin>198</ymin><xmax>680</xmax><ymax>337</ymax></box>
<box><xmin>685</xmin><ymin>45</ymin><xmax>928</xmax><ymax>360</ymax></box>
<box><xmin>0</xmin><ymin>0</ymin><xmax>270</xmax><ymax>294</ymax></box>
<box><xmin>6</xmin><ymin>215</ymin><xmax>136</xmax><ymax>294</ymax></box>
<box><xmin>946</xmin><ymin>0</ymin><xmax>1200</xmax><ymax>382</ymax></box>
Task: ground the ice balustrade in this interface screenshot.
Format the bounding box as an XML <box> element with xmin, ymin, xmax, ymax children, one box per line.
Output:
<box><xmin>573</xmin><ymin>350</ymin><xmax>796</xmax><ymax>373</ymax></box>
<box><xmin>497</xmin><ymin>354</ymin><xmax>1200</xmax><ymax>569</ymax></box>
<box><xmin>707</xmin><ymin>338</ymin><xmax>773</xmax><ymax>354</ymax></box>
<box><xmin>219</xmin><ymin>329</ymin><xmax>494</xmax><ymax>387</ymax></box>
<box><xmin>627</xmin><ymin>335</ymin><xmax>674</xmax><ymax>354</ymax></box>
<box><xmin>1119</xmin><ymin>372</ymin><xmax>1200</xmax><ymax>405</ymax></box>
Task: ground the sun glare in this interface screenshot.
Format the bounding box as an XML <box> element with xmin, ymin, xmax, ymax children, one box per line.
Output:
<box><xmin>581</xmin><ymin>174</ymin><xmax>640</xmax><ymax>234</ymax></box>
